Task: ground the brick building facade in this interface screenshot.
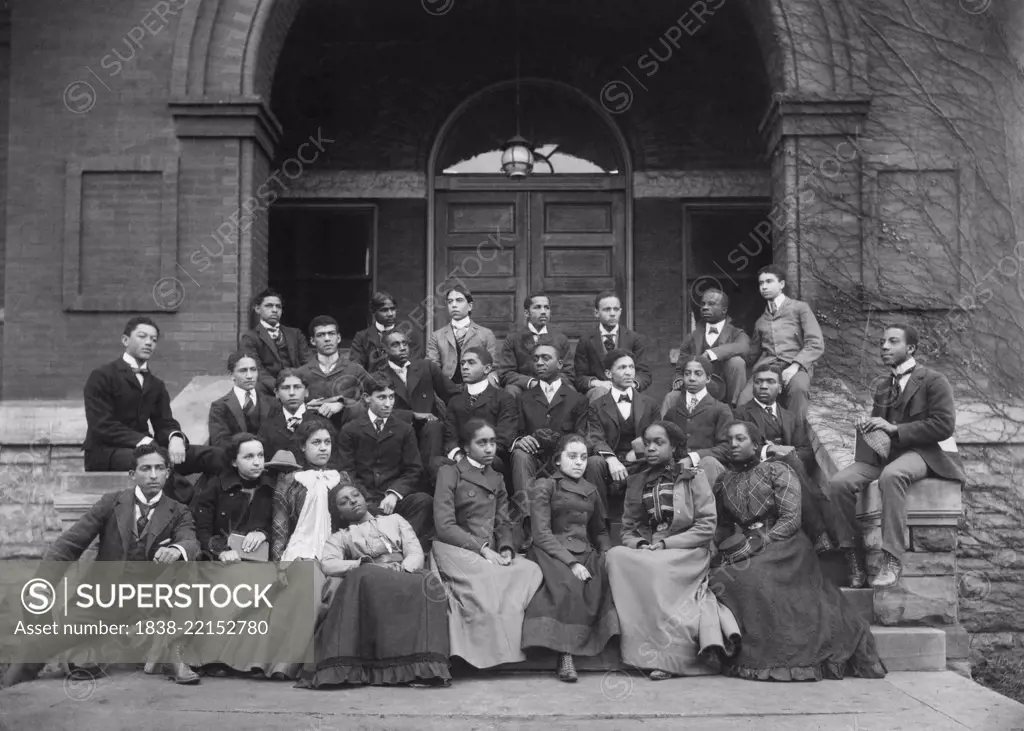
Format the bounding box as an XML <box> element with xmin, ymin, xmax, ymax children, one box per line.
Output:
<box><xmin>0</xmin><ymin>0</ymin><xmax>1023</xmax><ymax>653</ymax></box>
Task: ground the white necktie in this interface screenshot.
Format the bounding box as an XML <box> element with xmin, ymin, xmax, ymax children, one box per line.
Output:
<box><xmin>688</xmin><ymin>395</ymin><xmax>698</xmax><ymax>412</ymax></box>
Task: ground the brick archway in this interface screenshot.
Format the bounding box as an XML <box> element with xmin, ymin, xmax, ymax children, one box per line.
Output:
<box><xmin>171</xmin><ymin>0</ymin><xmax>868</xmax><ymax>103</ymax></box>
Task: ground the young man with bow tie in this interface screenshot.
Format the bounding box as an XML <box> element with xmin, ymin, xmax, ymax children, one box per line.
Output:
<box><xmin>83</xmin><ymin>317</ymin><xmax>223</xmax><ymax>480</ymax></box>
<box><xmin>207</xmin><ymin>351</ymin><xmax>279</xmax><ymax>450</ymax></box>
<box><xmin>427</xmin><ymin>285</ymin><xmax>499</xmax><ymax>385</ymax></box>
<box><xmin>2</xmin><ymin>444</ymin><xmax>201</xmax><ymax>689</ymax></box>
<box><xmin>497</xmin><ymin>293</ymin><xmax>576</xmax><ymax>399</ymax></box>
<box><xmin>510</xmin><ymin>339</ymin><xmax>589</xmax><ymax>542</ymax></box>
<box><xmin>574</xmin><ymin>291</ymin><xmax>652</xmax><ymax>401</ymax></box>
<box><xmin>736</xmin><ymin>265</ymin><xmax>824</xmax><ymax>421</ymax></box>
<box><xmin>663</xmin><ymin>288</ymin><xmax>750</xmax><ymax>415</ymax></box>
<box><xmin>379</xmin><ymin>330</ymin><xmax>460</xmax><ymax>473</ymax></box>
<box><xmin>733</xmin><ymin>364</ymin><xmax>854</xmax><ymax>555</ymax></box>
<box><xmin>583</xmin><ymin>350</ymin><xmax>659</xmax><ymax>512</ymax></box>
<box><xmin>826</xmin><ymin>324</ymin><xmax>965</xmax><ymax>589</ymax></box>
<box><xmin>239</xmin><ymin>289</ymin><xmax>313</xmax><ymax>396</ymax></box>
<box><xmin>350</xmin><ymin>291</ymin><xmax>422</xmax><ymax>373</ymax></box>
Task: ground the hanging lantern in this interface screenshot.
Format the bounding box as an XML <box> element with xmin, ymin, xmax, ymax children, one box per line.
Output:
<box><xmin>500</xmin><ymin>135</ymin><xmax>534</xmax><ymax>178</ymax></box>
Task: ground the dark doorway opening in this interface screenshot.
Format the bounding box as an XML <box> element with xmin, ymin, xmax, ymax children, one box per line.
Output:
<box><xmin>683</xmin><ymin>202</ymin><xmax>774</xmax><ymax>334</ymax></box>
<box><xmin>268</xmin><ymin>204</ymin><xmax>376</xmax><ymax>345</ymax></box>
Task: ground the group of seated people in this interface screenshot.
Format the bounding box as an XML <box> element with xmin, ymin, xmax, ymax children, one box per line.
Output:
<box><xmin>2</xmin><ymin>263</ymin><xmax>966</xmax><ymax>690</ymax></box>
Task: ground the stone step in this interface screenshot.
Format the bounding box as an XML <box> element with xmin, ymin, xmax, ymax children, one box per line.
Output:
<box><xmin>841</xmin><ymin>587</ymin><xmax>874</xmax><ymax>624</ymax></box>
<box><xmin>58</xmin><ymin>472</ymin><xmax>128</xmax><ymax>495</ymax></box>
<box><xmin>870</xmin><ymin>626</ymin><xmax>946</xmax><ymax>672</ymax></box>
<box><xmin>496</xmin><ymin>625</ymin><xmax>945</xmax><ymax>673</ymax></box>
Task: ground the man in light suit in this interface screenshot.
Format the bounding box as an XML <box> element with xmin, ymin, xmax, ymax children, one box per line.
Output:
<box><xmin>663</xmin><ymin>288</ymin><xmax>750</xmax><ymax>414</ymax></box>
<box><xmin>827</xmin><ymin>324</ymin><xmax>966</xmax><ymax>588</ymax></box>
<box><xmin>2</xmin><ymin>444</ymin><xmax>201</xmax><ymax>688</ymax></box>
<box><xmin>427</xmin><ymin>285</ymin><xmax>498</xmax><ymax>384</ymax></box>
<box><xmin>574</xmin><ymin>290</ymin><xmax>652</xmax><ymax>401</ymax></box>
<box><xmin>208</xmin><ymin>351</ymin><xmax>279</xmax><ymax>450</ymax></box>
<box><xmin>239</xmin><ymin>288</ymin><xmax>313</xmax><ymax>396</ymax></box>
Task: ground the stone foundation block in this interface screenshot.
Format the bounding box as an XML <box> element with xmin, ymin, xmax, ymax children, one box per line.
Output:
<box><xmin>856</xmin><ymin>477</ymin><xmax>962</xmax><ymax>528</ymax></box>
<box><xmin>911</xmin><ymin>527</ymin><xmax>958</xmax><ymax>552</ymax></box>
<box><xmin>874</xmin><ymin>575</ymin><xmax>958</xmax><ymax>626</ymax></box>
<box><xmin>903</xmin><ymin>552</ymin><xmax>956</xmax><ymax>576</ymax></box>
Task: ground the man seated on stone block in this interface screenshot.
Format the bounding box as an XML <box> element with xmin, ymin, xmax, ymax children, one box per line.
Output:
<box><xmin>2</xmin><ymin>443</ymin><xmax>201</xmax><ymax>688</ymax></box>
<box><xmin>826</xmin><ymin>324</ymin><xmax>966</xmax><ymax>589</ymax></box>
<box><xmin>583</xmin><ymin>349</ymin><xmax>659</xmax><ymax>514</ymax></box>
<box><xmin>573</xmin><ymin>290</ymin><xmax>652</xmax><ymax>401</ymax></box>
<box><xmin>295</xmin><ymin>315</ymin><xmax>371</xmax><ymax>432</ymax></box>
<box><xmin>83</xmin><ymin>316</ymin><xmax>224</xmax><ymax>484</ymax></box>
<box><xmin>733</xmin><ymin>363</ymin><xmax>854</xmax><ymax>554</ymax></box>
<box><xmin>662</xmin><ymin>288</ymin><xmax>749</xmax><ymax>414</ymax></box>
<box><xmin>239</xmin><ymin>288</ymin><xmax>313</xmax><ymax>397</ymax></box>
<box><xmin>497</xmin><ymin>292</ymin><xmax>576</xmax><ymax>400</ymax></box>
<box><xmin>737</xmin><ymin>265</ymin><xmax>824</xmax><ymax>421</ymax></box>
<box><xmin>207</xmin><ymin>351</ymin><xmax>279</xmax><ymax>450</ymax></box>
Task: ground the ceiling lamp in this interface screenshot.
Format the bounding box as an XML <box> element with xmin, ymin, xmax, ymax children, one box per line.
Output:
<box><xmin>501</xmin><ymin>135</ymin><xmax>534</xmax><ymax>178</ymax></box>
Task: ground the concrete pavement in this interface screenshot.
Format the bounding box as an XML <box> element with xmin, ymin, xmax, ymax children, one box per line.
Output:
<box><xmin>1</xmin><ymin>668</ymin><xmax>1023</xmax><ymax>731</ymax></box>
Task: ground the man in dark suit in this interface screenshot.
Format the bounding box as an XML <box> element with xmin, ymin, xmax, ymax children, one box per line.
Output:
<box><xmin>442</xmin><ymin>347</ymin><xmax>517</xmax><ymax>472</ymax></box>
<box><xmin>497</xmin><ymin>292</ymin><xmax>576</xmax><ymax>399</ymax></box>
<box><xmin>83</xmin><ymin>317</ymin><xmax>222</xmax><ymax>478</ymax></box>
<box><xmin>510</xmin><ymin>339</ymin><xmax>588</xmax><ymax>532</ymax></box>
<box><xmin>574</xmin><ymin>290</ymin><xmax>652</xmax><ymax>401</ymax></box>
<box><xmin>379</xmin><ymin>330</ymin><xmax>460</xmax><ymax>472</ymax></box>
<box><xmin>583</xmin><ymin>350</ymin><xmax>659</xmax><ymax>511</ymax></box>
<box><xmin>239</xmin><ymin>288</ymin><xmax>313</xmax><ymax>396</ymax></box>
<box><xmin>827</xmin><ymin>324</ymin><xmax>966</xmax><ymax>588</ymax></box>
<box><xmin>664</xmin><ymin>355</ymin><xmax>733</xmax><ymax>488</ymax></box>
<box><xmin>337</xmin><ymin>376</ymin><xmax>433</xmax><ymax>542</ymax></box>
<box><xmin>350</xmin><ymin>291</ymin><xmax>422</xmax><ymax>373</ymax></box>
<box><xmin>2</xmin><ymin>444</ymin><xmax>201</xmax><ymax>688</ymax></box>
<box><xmin>663</xmin><ymin>289</ymin><xmax>750</xmax><ymax>415</ymax></box>
<box><xmin>208</xmin><ymin>351</ymin><xmax>279</xmax><ymax>450</ymax></box>
<box><xmin>734</xmin><ymin>364</ymin><xmax>854</xmax><ymax>556</ymax></box>
<box><xmin>296</xmin><ymin>315</ymin><xmax>371</xmax><ymax>431</ymax></box>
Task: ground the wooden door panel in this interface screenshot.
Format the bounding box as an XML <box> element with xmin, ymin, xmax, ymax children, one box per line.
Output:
<box><xmin>434</xmin><ymin>192</ymin><xmax>527</xmax><ymax>340</ymax></box>
<box><xmin>530</xmin><ymin>192</ymin><xmax>626</xmax><ymax>340</ymax></box>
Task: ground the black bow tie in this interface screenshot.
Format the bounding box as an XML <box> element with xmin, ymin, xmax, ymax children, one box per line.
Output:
<box><xmin>618</xmin><ymin>394</ymin><xmax>631</xmax><ymax>404</ymax></box>
<box><xmin>708</xmin><ymin>326</ymin><xmax>719</xmax><ymax>335</ymax></box>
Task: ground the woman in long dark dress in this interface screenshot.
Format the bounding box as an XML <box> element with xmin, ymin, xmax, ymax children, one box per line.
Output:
<box><xmin>298</xmin><ymin>484</ymin><xmax>450</xmax><ymax>688</ymax></box>
<box><xmin>521</xmin><ymin>434</ymin><xmax>619</xmax><ymax>682</ymax></box>
<box><xmin>710</xmin><ymin>420</ymin><xmax>887</xmax><ymax>681</ymax></box>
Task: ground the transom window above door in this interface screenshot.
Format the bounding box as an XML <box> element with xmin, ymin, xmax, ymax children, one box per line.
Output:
<box><xmin>436</xmin><ymin>82</ymin><xmax>623</xmax><ymax>176</ymax></box>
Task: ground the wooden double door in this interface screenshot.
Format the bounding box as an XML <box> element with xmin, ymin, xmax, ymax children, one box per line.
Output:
<box><xmin>434</xmin><ymin>190</ymin><xmax>626</xmax><ymax>340</ymax></box>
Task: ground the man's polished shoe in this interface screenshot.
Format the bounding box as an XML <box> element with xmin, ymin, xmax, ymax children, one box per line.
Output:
<box><xmin>845</xmin><ymin>549</ymin><xmax>866</xmax><ymax>588</ymax></box>
<box><xmin>871</xmin><ymin>552</ymin><xmax>902</xmax><ymax>589</ymax></box>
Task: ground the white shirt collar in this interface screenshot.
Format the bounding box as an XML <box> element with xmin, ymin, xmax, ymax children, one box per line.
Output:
<box><xmin>610</xmin><ymin>385</ymin><xmax>634</xmax><ymax>401</ymax></box>
<box><xmin>260</xmin><ymin>319</ymin><xmax>279</xmax><ymax>331</ymax></box>
<box><xmin>233</xmin><ymin>385</ymin><xmax>255</xmax><ymax>407</ymax></box>
<box><xmin>466</xmin><ymin>380</ymin><xmax>489</xmax><ymax>396</ymax></box>
<box><xmin>705</xmin><ymin>320</ymin><xmax>726</xmax><ymax>332</ymax></box>
<box><xmin>687</xmin><ymin>388</ymin><xmax>709</xmax><ymax>404</ymax></box>
<box><xmin>375</xmin><ymin>321</ymin><xmax>393</xmax><ymax>333</ymax></box>
<box><xmin>769</xmin><ymin>293</ymin><xmax>787</xmax><ymax>310</ymax></box>
<box><xmin>284</xmin><ymin>403</ymin><xmax>307</xmax><ymax>420</ymax></box>
<box><xmin>389</xmin><ymin>359</ymin><xmax>409</xmax><ymax>373</ymax></box>
<box><xmin>466</xmin><ymin>456</ymin><xmax>485</xmax><ymax>469</ymax></box>
<box><xmin>893</xmin><ymin>357</ymin><xmax>917</xmax><ymax>377</ymax></box>
<box><xmin>528</xmin><ymin>323</ymin><xmax>548</xmax><ymax>335</ymax></box>
<box><xmin>754</xmin><ymin>398</ymin><xmax>776</xmax><ymax>415</ymax></box>
<box><xmin>370</xmin><ymin>412</ymin><xmax>387</xmax><ymax>428</ymax></box>
<box><xmin>599</xmin><ymin>324</ymin><xmax>619</xmax><ymax>336</ymax></box>
<box><xmin>122</xmin><ymin>353</ymin><xmax>148</xmax><ymax>371</ymax></box>
<box><xmin>451</xmin><ymin>317</ymin><xmax>472</xmax><ymax>331</ymax></box>
<box><xmin>134</xmin><ymin>486</ymin><xmax>162</xmax><ymax>508</ymax></box>
<box><xmin>540</xmin><ymin>378</ymin><xmax>562</xmax><ymax>397</ymax></box>
<box><xmin>317</xmin><ymin>353</ymin><xmax>340</xmax><ymax>371</ymax></box>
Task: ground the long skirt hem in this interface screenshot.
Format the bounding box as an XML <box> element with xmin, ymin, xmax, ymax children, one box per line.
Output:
<box><xmin>521</xmin><ymin>612</ymin><xmax>620</xmax><ymax>656</ymax></box>
<box><xmin>297</xmin><ymin>653</ymin><xmax>451</xmax><ymax>688</ymax></box>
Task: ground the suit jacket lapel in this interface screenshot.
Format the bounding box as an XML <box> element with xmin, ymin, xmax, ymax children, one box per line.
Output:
<box><xmin>390</xmin><ymin>367</ymin><xmax>410</xmax><ymax>405</ymax></box>
<box><xmin>632</xmin><ymin>393</ymin><xmax>648</xmax><ymax>429</ymax></box>
<box><xmin>256</xmin><ymin>326</ymin><xmax>281</xmax><ymax>360</ymax></box>
<box><xmin>118</xmin><ymin>361</ymin><xmax>143</xmax><ymax>393</ymax></box>
<box><xmin>600</xmin><ymin>394</ymin><xmax>620</xmax><ymax>426</ymax></box>
<box><xmin>116</xmin><ymin>492</ymin><xmax>134</xmax><ymax>556</ymax></box>
<box><xmin>225</xmin><ymin>392</ymin><xmax>246</xmax><ymax>431</ymax></box>
<box><xmin>896</xmin><ymin>369</ymin><xmax>924</xmax><ymax>416</ymax></box>
<box><xmin>144</xmin><ymin>499</ymin><xmax>174</xmax><ymax>556</ymax></box>
<box><xmin>406</xmin><ymin>361</ymin><xmax>425</xmax><ymax>397</ymax></box>
<box><xmin>444</xmin><ymin>325</ymin><xmax>457</xmax><ymax>352</ymax></box>
<box><xmin>459</xmin><ymin>463</ymin><xmax>495</xmax><ymax>492</ymax></box>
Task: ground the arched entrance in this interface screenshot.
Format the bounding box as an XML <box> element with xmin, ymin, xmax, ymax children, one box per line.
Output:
<box><xmin>428</xmin><ymin>80</ymin><xmax>632</xmax><ymax>338</ymax></box>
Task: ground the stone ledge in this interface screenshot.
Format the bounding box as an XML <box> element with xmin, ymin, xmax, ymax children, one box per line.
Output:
<box><xmin>857</xmin><ymin>478</ymin><xmax>963</xmax><ymax>528</ymax></box>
